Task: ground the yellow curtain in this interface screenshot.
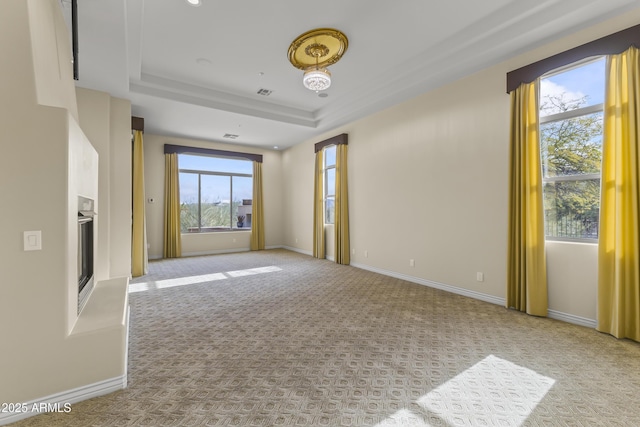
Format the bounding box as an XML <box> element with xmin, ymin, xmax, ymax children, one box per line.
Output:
<box><xmin>250</xmin><ymin>161</ymin><xmax>265</xmax><ymax>251</ymax></box>
<box><xmin>335</xmin><ymin>144</ymin><xmax>350</xmax><ymax>265</ymax></box>
<box><xmin>313</xmin><ymin>150</ymin><xmax>325</xmax><ymax>259</ymax></box>
<box><xmin>163</xmin><ymin>153</ymin><xmax>182</xmax><ymax>258</ymax></box>
<box><xmin>597</xmin><ymin>46</ymin><xmax>640</xmax><ymax>342</ymax></box>
<box><xmin>506</xmin><ymin>81</ymin><xmax>548</xmax><ymax>317</ymax></box>
<box><xmin>131</xmin><ymin>130</ymin><xmax>148</xmax><ymax>276</ymax></box>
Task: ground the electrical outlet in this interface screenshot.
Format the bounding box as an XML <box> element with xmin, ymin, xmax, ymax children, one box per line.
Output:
<box><xmin>409</xmin><ymin>259</ymin><xmax>415</xmax><ymax>267</ymax></box>
<box><xmin>364</xmin><ymin>250</ymin><xmax>368</xmax><ymax>258</ymax></box>
<box><xmin>476</xmin><ymin>272</ymin><xmax>484</xmax><ymax>282</ymax></box>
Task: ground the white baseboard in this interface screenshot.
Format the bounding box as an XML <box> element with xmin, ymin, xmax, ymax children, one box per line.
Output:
<box><xmin>182</xmin><ymin>248</ymin><xmax>250</xmax><ymax>257</ymax></box>
<box><xmin>350</xmin><ymin>262</ymin><xmax>597</xmax><ymax>328</ymax></box>
<box><xmin>548</xmin><ymin>309</ymin><xmax>597</xmax><ymax>328</ymax></box>
<box><xmin>150</xmin><ymin>245</ymin><xmax>292</xmax><ymax>261</ymax></box>
<box><xmin>0</xmin><ymin>375</ymin><xmax>126</xmax><ymax>426</ymax></box>
<box><xmin>351</xmin><ymin>262</ymin><xmax>506</xmax><ymax>306</ymax></box>
<box><xmin>281</xmin><ymin>246</ymin><xmax>313</xmax><ymax>257</ymax></box>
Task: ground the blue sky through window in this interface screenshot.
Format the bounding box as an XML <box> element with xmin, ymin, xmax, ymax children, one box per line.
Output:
<box><xmin>179</xmin><ymin>154</ymin><xmax>253</xmax><ymax>206</ymax></box>
<box><xmin>179</xmin><ymin>154</ymin><xmax>252</xmax><ymax>174</ymax></box>
<box><xmin>540</xmin><ymin>57</ymin><xmax>605</xmax><ymax>116</ymax></box>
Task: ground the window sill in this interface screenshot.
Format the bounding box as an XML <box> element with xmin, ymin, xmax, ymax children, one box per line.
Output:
<box><xmin>546</xmin><ymin>237</ymin><xmax>597</xmax><ymax>245</ymax></box>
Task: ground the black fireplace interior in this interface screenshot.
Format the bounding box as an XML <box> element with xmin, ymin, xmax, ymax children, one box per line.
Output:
<box><xmin>78</xmin><ymin>196</ymin><xmax>95</xmax><ymax>313</ymax></box>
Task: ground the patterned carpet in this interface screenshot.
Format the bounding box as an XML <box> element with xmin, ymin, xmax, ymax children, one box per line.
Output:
<box><xmin>9</xmin><ymin>249</ymin><xmax>640</xmax><ymax>426</ymax></box>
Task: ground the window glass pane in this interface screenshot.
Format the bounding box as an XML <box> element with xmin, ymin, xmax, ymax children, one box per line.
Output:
<box><xmin>540</xmin><ymin>57</ymin><xmax>605</xmax><ymax>117</ymax></box>
<box><xmin>179</xmin><ymin>154</ymin><xmax>252</xmax><ymax>174</ymax></box>
<box><xmin>200</xmin><ymin>175</ymin><xmax>230</xmax><ymax>230</ymax></box>
<box><xmin>233</xmin><ymin>176</ymin><xmax>253</xmax><ymax>228</ymax></box>
<box><xmin>324</xmin><ymin>145</ymin><xmax>336</xmax><ymax>167</ymax></box>
<box><xmin>325</xmin><ymin>197</ymin><xmax>335</xmax><ymax>225</ymax></box>
<box><xmin>543</xmin><ymin>179</ymin><xmax>600</xmax><ymax>239</ymax></box>
<box><xmin>539</xmin><ymin>59</ymin><xmax>604</xmax><ymax>241</ymax></box>
<box><xmin>179</xmin><ymin>172</ymin><xmax>199</xmax><ymax>233</ymax></box>
<box><xmin>325</xmin><ymin>168</ymin><xmax>335</xmax><ymax>197</ymax></box>
<box><xmin>540</xmin><ymin>112</ymin><xmax>603</xmax><ymax>177</ymax></box>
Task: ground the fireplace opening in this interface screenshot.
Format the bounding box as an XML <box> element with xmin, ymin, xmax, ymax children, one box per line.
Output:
<box><xmin>78</xmin><ymin>196</ymin><xmax>95</xmax><ymax>314</ymax></box>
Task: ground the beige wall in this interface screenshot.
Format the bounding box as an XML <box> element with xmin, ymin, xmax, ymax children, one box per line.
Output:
<box><xmin>76</xmin><ymin>88</ymin><xmax>132</xmax><ymax>280</ymax></box>
<box><xmin>0</xmin><ymin>0</ymin><xmax>128</xmax><ymax>411</ymax></box>
<box><xmin>76</xmin><ymin>89</ymin><xmax>112</xmax><ymax>280</ymax></box>
<box><xmin>109</xmin><ymin>97</ymin><xmax>133</xmax><ymax>277</ymax></box>
<box><xmin>281</xmin><ymin>142</ymin><xmax>314</xmax><ymax>255</ymax></box>
<box><xmin>282</xmin><ymin>10</ymin><xmax>640</xmax><ymax>324</ymax></box>
<box><xmin>27</xmin><ymin>0</ymin><xmax>78</xmax><ymax>121</ymax></box>
<box><xmin>283</xmin><ymin>68</ymin><xmax>509</xmax><ymax>298</ymax></box>
<box><xmin>143</xmin><ymin>134</ymin><xmax>284</xmax><ymax>259</ymax></box>
<box><xmin>2</xmin><ymin>0</ymin><xmax>637</xmax><ymax>411</ymax></box>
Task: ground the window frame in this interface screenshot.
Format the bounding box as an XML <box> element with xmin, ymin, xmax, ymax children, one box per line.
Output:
<box><xmin>178</xmin><ymin>155</ymin><xmax>253</xmax><ymax>233</ymax></box>
<box><xmin>323</xmin><ymin>145</ymin><xmax>336</xmax><ymax>225</ymax></box>
<box><xmin>538</xmin><ymin>59</ymin><xmax>604</xmax><ymax>243</ymax></box>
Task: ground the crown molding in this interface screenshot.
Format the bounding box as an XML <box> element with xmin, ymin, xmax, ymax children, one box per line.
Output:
<box><xmin>129</xmin><ymin>73</ymin><xmax>318</xmax><ymax>128</ymax></box>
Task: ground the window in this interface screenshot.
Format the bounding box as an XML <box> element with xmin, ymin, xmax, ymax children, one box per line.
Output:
<box><xmin>178</xmin><ymin>154</ymin><xmax>253</xmax><ymax>233</ymax></box>
<box><xmin>324</xmin><ymin>145</ymin><xmax>336</xmax><ymax>224</ymax></box>
<box><xmin>539</xmin><ymin>57</ymin><xmax>605</xmax><ymax>241</ymax></box>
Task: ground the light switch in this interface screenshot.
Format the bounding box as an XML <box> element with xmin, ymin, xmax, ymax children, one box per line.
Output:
<box><xmin>24</xmin><ymin>231</ymin><xmax>42</xmax><ymax>251</ymax></box>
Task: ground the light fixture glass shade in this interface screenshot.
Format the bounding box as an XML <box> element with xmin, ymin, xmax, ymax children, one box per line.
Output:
<box><xmin>303</xmin><ymin>68</ymin><xmax>331</xmax><ymax>91</ymax></box>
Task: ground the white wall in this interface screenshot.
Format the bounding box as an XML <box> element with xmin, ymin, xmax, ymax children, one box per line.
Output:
<box><xmin>282</xmin><ymin>10</ymin><xmax>640</xmax><ymax>324</ymax></box>
<box><xmin>143</xmin><ymin>134</ymin><xmax>284</xmax><ymax>259</ymax></box>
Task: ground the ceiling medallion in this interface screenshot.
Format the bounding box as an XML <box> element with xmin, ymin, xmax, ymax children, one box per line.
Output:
<box><xmin>288</xmin><ymin>28</ymin><xmax>348</xmax><ymax>92</ymax></box>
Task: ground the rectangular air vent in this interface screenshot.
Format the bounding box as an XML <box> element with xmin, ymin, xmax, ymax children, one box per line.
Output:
<box><xmin>223</xmin><ymin>134</ymin><xmax>239</xmax><ymax>139</ymax></box>
<box><xmin>257</xmin><ymin>88</ymin><xmax>272</xmax><ymax>96</ymax></box>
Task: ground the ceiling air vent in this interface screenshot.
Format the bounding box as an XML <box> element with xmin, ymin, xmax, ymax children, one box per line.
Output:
<box><xmin>257</xmin><ymin>88</ymin><xmax>272</xmax><ymax>96</ymax></box>
<box><xmin>223</xmin><ymin>134</ymin><xmax>239</xmax><ymax>139</ymax></box>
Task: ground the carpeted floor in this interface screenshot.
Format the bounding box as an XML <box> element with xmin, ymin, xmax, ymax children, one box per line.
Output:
<box><xmin>9</xmin><ymin>249</ymin><xmax>640</xmax><ymax>426</ymax></box>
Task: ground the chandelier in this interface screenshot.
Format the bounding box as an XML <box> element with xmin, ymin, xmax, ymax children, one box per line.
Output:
<box><xmin>288</xmin><ymin>29</ymin><xmax>348</xmax><ymax>92</ymax></box>
<box><xmin>303</xmin><ymin>67</ymin><xmax>332</xmax><ymax>91</ymax></box>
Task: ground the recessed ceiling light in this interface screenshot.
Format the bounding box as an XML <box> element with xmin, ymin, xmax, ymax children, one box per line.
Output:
<box><xmin>273</xmin><ymin>146</ymin><xmax>279</xmax><ymax>150</ymax></box>
<box><xmin>186</xmin><ymin>0</ymin><xmax>201</xmax><ymax>6</ymax></box>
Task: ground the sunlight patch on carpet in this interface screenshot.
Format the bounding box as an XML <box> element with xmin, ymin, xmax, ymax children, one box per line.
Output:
<box><xmin>374</xmin><ymin>409</ymin><xmax>431</xmax><ymax>426</ymax></box>
<box><xmin>129</xmin><ymin>266</ymin><xmax>282</xmax><ymax>293</ymax></box>
<box><xmin>373</xmin><ymin>355</ymin><xmax>555</xmax><ymax>426</ymax></box>
<box><xmin>416</xmin><ymin>354</ymin><xmax>555</xmax><ymax>426</ymax></box>
<box><xmin>226</xmin><ymin>266</ymin><xmax>282</xmax><ymax>277</ymax></box>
